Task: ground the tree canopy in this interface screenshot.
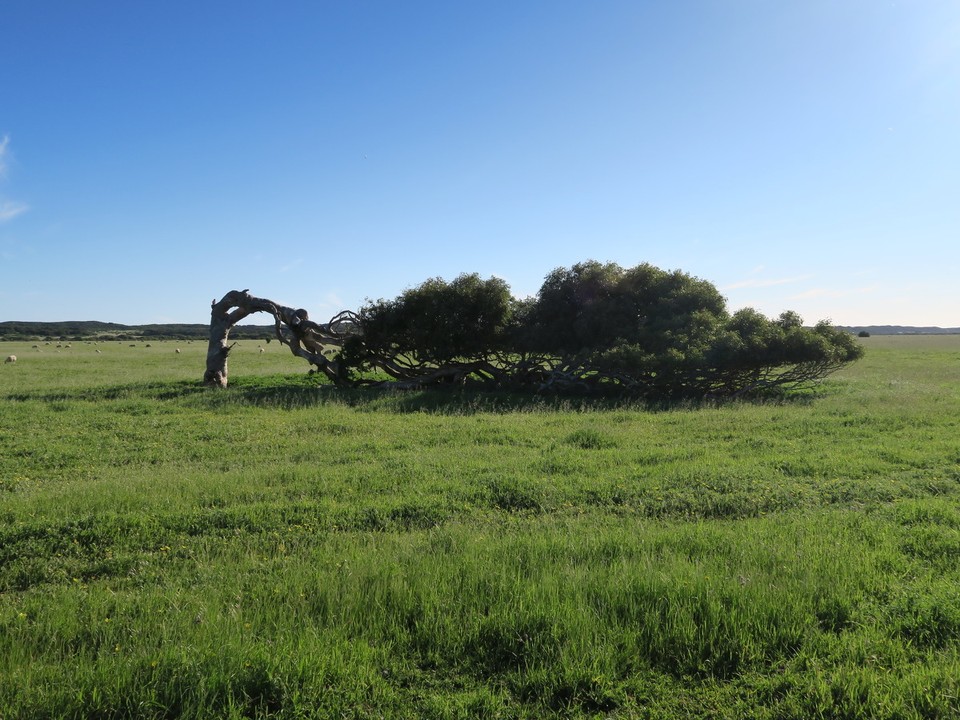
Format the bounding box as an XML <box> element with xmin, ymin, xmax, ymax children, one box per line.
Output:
<box><xmin>206</xmin><ymin>261</ymin><xmax>864</xmax><ymax>398</ymax></box>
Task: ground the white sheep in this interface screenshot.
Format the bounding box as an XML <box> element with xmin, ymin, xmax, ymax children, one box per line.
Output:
<box><xmin>175</xmin><ymin>348</ymin><xmax>181</xmax><ymax>354</ymax></box>
<box><xmin>5</xmin><ymin>355</ymin><xmax>16</xmax><ymax>363</ymax></box>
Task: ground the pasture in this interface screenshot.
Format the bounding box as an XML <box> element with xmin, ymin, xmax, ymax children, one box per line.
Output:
<box><xmin>1</xmin><ymin>335</ymin><xmax>959</xmax><ymax>718</ymax></box>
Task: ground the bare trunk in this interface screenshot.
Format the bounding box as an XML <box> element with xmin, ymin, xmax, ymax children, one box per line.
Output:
<box><xmin>203</xmin><ymin>290</ymin><xmax>360</xmax><ymax>388</ymax></box>
<box><xmin>203</xmin><ymin>291</ymin><xmax>259</xmax><ymax>387</ymax></box>
<box><xmin>203</xmin><ymin>318</ymin><xmax>232</xmax><ymax>388</ymax></box>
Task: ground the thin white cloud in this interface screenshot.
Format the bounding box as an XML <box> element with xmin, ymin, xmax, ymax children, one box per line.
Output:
<box><xmin>278</xmin><ymin>258</ymin><xmax>304</xmax><ymax>273</ymax></box>
<box><xmin>722</xmin><ymin>274</ymin><xmax>812</xmax><ymax>290</ymax></box>
<box><xmin>0</xmin><ymin>135</ymin><xmax>28</xmax><ymax>223</ymax></box>
<box><xmin>789</xmin><ymin>285</ymin><xmax>878</xmax><ymax>300</ymax></box>
<box><xmin>310</xmin><ymin>291</ymin><xmax>347</xmax><ymax>318</ymax></box>
<box><xmin>0</xmin><ymin>135</ymin><xmax>9</xmax><ymax>176</ymax></box>
<box><xmin>0</xmin><ymin>201</ymin><xmax>29</xmax><ymax>222</ymax></box>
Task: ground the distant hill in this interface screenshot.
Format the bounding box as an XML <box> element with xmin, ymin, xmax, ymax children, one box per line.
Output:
<box><xmin>1</xmin><ymin>320</ymin><xmax>957</xmax><ymax>342</ymax></box>
<box><xmin>838</xmin><ymin>326</ymin><xmax>960</xmax><ymax>336</ymax></box>
<box><xmin>0</xmin><ymin>321</ymin><xmax>275</xmax><ymax>341</ymax></box>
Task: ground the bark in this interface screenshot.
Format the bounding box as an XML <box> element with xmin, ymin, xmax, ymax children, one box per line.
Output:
<box><xmin>203</xmin><ymin>290</ymin><xmax>359</xmax><ymax>388</ymax></box>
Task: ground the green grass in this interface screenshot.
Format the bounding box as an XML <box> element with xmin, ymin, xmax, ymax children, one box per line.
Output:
<box><xmin>1</xmin><ymin>335</ymin><xmax>959</xmax><ymax>718</ymax></box>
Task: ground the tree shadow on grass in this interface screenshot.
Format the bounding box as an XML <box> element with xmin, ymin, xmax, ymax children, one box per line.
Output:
<box><xmin>3</xmin><ymin>374</ymin><xmax>819</xmax><ymax>415</ymax></box>
<box><xmin>3</xmin><ymin>379</ymin><xmax>207</xmax><ymax>404</ymax></box>
<box><xmin>191</xmin><ymin>375</ymin><xmax>819</xmax><ymax>414</ymax></box>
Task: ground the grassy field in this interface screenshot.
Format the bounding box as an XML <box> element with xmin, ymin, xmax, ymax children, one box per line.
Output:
<box><xmin>1</xmin><ymin>335</ymin><xmax>959</xmax><ymax>718</ymax></box>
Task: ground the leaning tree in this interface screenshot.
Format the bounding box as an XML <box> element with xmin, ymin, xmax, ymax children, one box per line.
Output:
<box><xmin>204</xmin><ymin>263</ymin><xmax>864</xmax><ymax>398</ymax></box>
<box><xmin>203</xmin><ymin>290</ymin><xmax>360</xmax><ymax>388</ymax></box>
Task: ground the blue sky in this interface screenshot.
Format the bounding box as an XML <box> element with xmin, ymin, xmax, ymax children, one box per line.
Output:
<box><xmin>1</xmin><ymin>1</ymin><xmax>958</xmax><ymax>326</ymax></box>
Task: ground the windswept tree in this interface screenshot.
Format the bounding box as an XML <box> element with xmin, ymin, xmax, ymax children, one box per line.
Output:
<box><xmin>203</xmin><ymin>290</ymin><xmax>360</xmax><ymax>388</ymax></box>
<box><xmin>205</xmin><ymin>262</ymin><xmax>863</xmax><ymax>398</ymax></box>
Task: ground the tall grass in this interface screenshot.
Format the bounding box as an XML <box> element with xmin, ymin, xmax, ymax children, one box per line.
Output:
<box><xmin>1</xmin><ymin>335</ymin><xmax>959</xmax><ymax>717</ymax></box>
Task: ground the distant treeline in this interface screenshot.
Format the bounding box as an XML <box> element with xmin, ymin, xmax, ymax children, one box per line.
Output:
<box><xmin>0</xmin><ymin>321</ymin><xmax>275</xmax><ymax>342</ymax></box>
<box><xmin>1</xmin><ymin>320</ymin><xmax>957</xmax><ymax>343</ymax></box>
<box><xmin>837</xmin><ymin>326</ymin><xmax>960</xmax><ymax>336</ymax></box>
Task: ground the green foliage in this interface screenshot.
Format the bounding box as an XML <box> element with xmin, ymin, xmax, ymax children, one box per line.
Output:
<box><xmin>349</xmin><ymin>273</ymin><xmax>515</xmax><ymax>366</ymax></box>
<box><xmin>526</xmin><ymin>260</ymin><xmax>727</xmax><ymax>358</ymax></box>
<box><xmin>343</xmin><ymin>261</ymin><xmax>863</xmax><ymax>398</ymax></box>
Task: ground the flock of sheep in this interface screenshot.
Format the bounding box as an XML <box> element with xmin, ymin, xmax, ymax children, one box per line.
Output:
<box><xmin>4</xmin><ymin>342</ymin><xmax>269</xmax><ymax>365</ymax></box>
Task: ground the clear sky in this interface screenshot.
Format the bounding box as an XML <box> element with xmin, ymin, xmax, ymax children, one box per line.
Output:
<box><xmin>1</xmin><ymin>1</ymin><xmax>958</xmax><ymax>326</ymax></box>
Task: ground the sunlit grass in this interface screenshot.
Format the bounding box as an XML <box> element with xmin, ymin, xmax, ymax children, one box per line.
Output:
<box><xmin>1</xmin><ymin>335</ymin><xmax>959</xmax><ymax>717</ymax></box>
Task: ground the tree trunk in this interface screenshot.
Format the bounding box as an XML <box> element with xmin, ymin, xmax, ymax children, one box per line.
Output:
<box><xmin>203</xmin><ymin>291</ymin><xmax>262</xmax><ymax>387</ymax></box>
<box><xmin>203</xmin><ymin>290</ymin><xmax>359</xmax><ymax>388</ymax></box>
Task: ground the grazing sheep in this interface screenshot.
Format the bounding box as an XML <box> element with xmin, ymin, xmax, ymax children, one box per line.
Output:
<box><xmin>259</xmin><ymin>347</ymin><xmax>265</xmax><ymax>354</ymax></box>
<box><xmin>5</xmin><ymin>355</ymin><xmax>16</xmax><ymax>363</ymax></box>
<box><xmin>175</xmin><ymin>348</ymin><xmax>181</xmax><ymax>354</ymax></box>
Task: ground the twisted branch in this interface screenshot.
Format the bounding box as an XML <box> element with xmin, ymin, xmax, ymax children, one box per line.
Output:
<box><xmin>203</xmin><ymin>290</ymin><xmax>359</xmax><ymax>388</ymax></box>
